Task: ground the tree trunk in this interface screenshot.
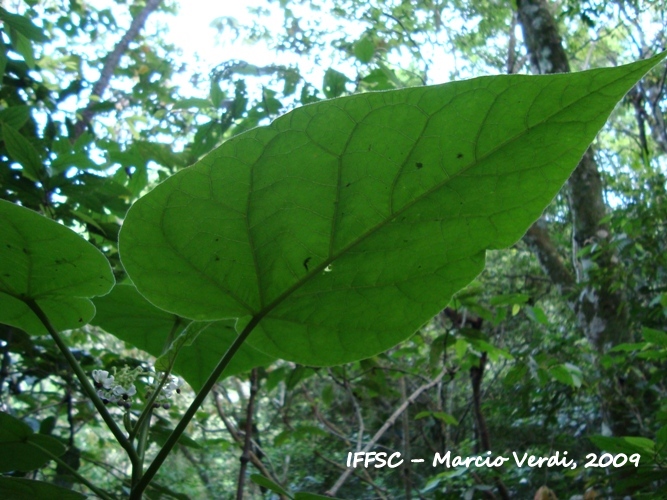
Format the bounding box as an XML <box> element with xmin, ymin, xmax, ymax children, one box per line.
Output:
<box><xmin>516</xmin><ymin>0</ymin><xmax>633</xmax><ymax>434</ymax></box>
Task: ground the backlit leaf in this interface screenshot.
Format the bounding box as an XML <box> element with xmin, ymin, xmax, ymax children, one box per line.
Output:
<box><xmin>120</xmin><ymin>54</ymin><xmax>666</xmax><ymax>367</ymax></box>
<box><xmin>0</xmin><ymin>412</ymin><xmax>66</xmax><ymax>472</ymax></box>
<box><xmin>92</xmin><ymin>284</ymin><xmax>273</xmax><ymax>390</ymax></box>
<box><xmin>0</xmin><ymin>200</ymin><xmax>115</xmax><ymax>335</ymax></box>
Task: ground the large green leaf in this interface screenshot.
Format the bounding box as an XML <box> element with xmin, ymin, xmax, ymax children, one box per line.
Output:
<box><xmin>0</xmin><ymin>200</ymin><xmax>115</xmax><ymax>334</ymax></box>
<box><xmin>0</xmin><ymin>412</ymin><xmax>66</xmax><ymax>472</ymax></box>
<box><xmin>120</xmin><ymin>54</ymin><xmax>666</xmax><ymax>366</ymax></box>
<box><xmin>92</xmin><ymin>284</ymin><xmax>273</xmax><ymax>391</ymax></box>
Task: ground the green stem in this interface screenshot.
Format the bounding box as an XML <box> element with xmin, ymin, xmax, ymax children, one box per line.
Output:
<box><xmin>130</xmin><ymin>318</ymin><xmax>194</xmax><ymax>441</ymax></box>
<box><xmin>129</xmin><ymin>315</ymin><xmax>262</xmax><ymax>500</ymax></box>
<box><xmin>129</xmin><ymin>370</ymin><xmax>172</xmax><ymax>442</ymax></box>
<box><xmin>29</xmin><ymin>434</ymin><xmax>116</xmax><ymax>500</ymax></box>
<box><xmin>26</xmin><ymin>300</ymin><xmax>141</xmax><ymax>478</ymax></box>
<box><xmin>136</xmin><ymin>406</ymin><xmax>153</xmax><ymax>466</ymax></box>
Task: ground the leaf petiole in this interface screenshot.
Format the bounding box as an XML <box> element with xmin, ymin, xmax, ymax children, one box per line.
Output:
<box><xmin>25</xmin><ymin>300</ymin><xmax>142</xmax><ymax>481</ymax></box>
<box><xmin>129</xmin><ymin>314</ymin><xmax>263</xmax><ymax>499</ymax></box>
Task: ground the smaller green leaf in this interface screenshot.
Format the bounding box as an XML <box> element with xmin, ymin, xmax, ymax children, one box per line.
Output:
<box><xmin>549</xmin><ymin>363</ymin><xmax>582</xmax><ymax>388</ymax></box>
<box><xmin>526</xmin><ymin>306</ymin><xmax>549</xmax><ymax>325</ymax></box>
<box><xmin>637</xmin><ymin>350</ymin><xmax>666</xmax><ymax>360</ymax></box>
<box><xmin>0</xmin><ymin>200</ymin><xmax>115</xmax><ymax>335</ymax></box>
<box><xmin>295</xmin><ymin>492</ymin><xmax>345</xmax><ymax>500</ymax></box>
<box><xmin>2</xmin><ymin>123</ymin><xmax>44</xmax><ymax>181</ymax></box>
<box><xmin>656</xmin><ymin>425</ymin><xmax>667</xmax><ymax>451</ymax></box>
<box><xmin>210</xmin><ymin>78</ymin><xmax>224</xmax><ymax>108</ymax></box>
<box><xmin>264</xmin><ymin>366</ymin><xmax>288</xmax><ymax>392</ymax></box>
<box><xmin>320</xmin><ymin>383</ymin><xmax>334</xmax><ymax>406</ymax></box>
<box><xmin>150</xmin><ymin>425</ymin><xmax>201</xmax><ymax>449</ymax></box>
<box><xmin>361</xmin><ymin>68</ymin><xmax>394</xmax><ymax>91</ymax></box>
<box><xmin>0</xmin><ymin>8</ymin><xmax>48</xmax><ymax>41</ymax></box>
<box><xmin>274</xmin><ymin>425</ymin><xmax>327</xmax><ymax>446</ymax></box>
<box><xmin>250</xmin><ymin>474</ymin><xmax>293</xmax><ymax>498</ymax></box>
<box><xmin>589</xmin><ymin>435</ymin><xmax>655</xmax><ymax>456</ymax></box>
<box><xmin>489</xmin><ymin>293</ymin><xmax>531</xmax><ymax>306</ymax></box>
<box><xmin>0</xmin><ymin>477</ymin><xmax>85</xmax><ymax>500</ymax></box>
<box><xmin>353</xmin><ymin>35</ymin><xmax>375</xmax><ymax>63</ymax></box>
<box><xmin>0</xmin><ymin>412</ymin><xmax>66</xmax><ymax>472</ymax></box>
<box><xmin>414</xmin><ymin>411</ymin><xmax>458</xmax><ymax>426</ymax></box>
<box><xmin>0</xmin><ymin>39</ymin><xmax>7</xmax><ymax>78</ymax></box>
<box><xmin>0</xmin><ymin>105</ymin><xmax>31</xmax><ymax>129</ymax></box>
<box><xmin>50</xmin><ymin>152</ymin><xmax>98</xmax><ymax>174</ymax></box>
<box><xmin>642</xmin><ymin>327</ymin><xmax>667</xmax><ymax>346</ymax></box>
<box><xmin>11</xmin><ymin>31</ymin><xmax>35</xmax><ymax>68</ymax></box>
<box><xmin>467</xmin><ymin>338</ymin><xmax>513</xmax><ymax>362</ymax></box>
<box><xmin>92</xmin><ymin>284</ymin><xmax>273</xmax><ymax>391</ymax></box>
<box><xmin>503</xmin><ymin>363</ymin><xmax>527</xmax><ymax>385</ymax></box>
<box><xmin>38</xmin><ymin>416</ymin><xmax>56</xmax><ymax>436</ymax></box>
<box><xmin>173</xmin><ymin>97</ymin><xmax>213</xmax><ymax>110</ymax></box>
<box><xmin>322</xmin><ymin>68</ymin><xmax>349</xmax><ymax>98</ymax></box>
<box><xmin>609</xmin><ymin>342</ymin><xmax>647</xmax><ymax>352</ymax></box>
<box><xmin>155</xmin><ymin>321</ymin><xmax>212</xmax><ymax>372</ymax></box>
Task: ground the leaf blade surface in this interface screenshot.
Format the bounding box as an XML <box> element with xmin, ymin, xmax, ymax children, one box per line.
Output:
<box><xmin>92</xmin><ymin>284</ymin><xmax>273</xmax><ymax>390</ymax></box>
<box><xmin>120</xmin><ymin>55</ymin><xmax>666</xmax><ymax>365</ymax></box>
<box><xmin>0</xmin><ymin>200</ymin><xmax>115</xmax><ymax>334</ymax></box>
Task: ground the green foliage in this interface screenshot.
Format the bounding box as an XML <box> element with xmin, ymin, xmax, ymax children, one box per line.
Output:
<box><xmin>0</xmin><ymin>477</ymin><xmax>85</xmax><ymax>500</ymax></box>
<box><xmin>2</xmin><ymin>0</ymin><xmax>667</xmax><ymax>498</ymax></box>
<box><xmin>0</xmin><ymin>199</ymin><xmax>114</xmax><ymax>335</ymax></box>
<box><xmin>119</xmin><ymin>55</ymin><xmax>664</xmax><ymax>368</ymax></box>
<box><xmin>91</xmin><ymin>284</ymin><xmax>273</xmax><ymax>391</ymax></box>
<box><xmin>0</xmin><ymin>413</ymin><xmax>66</xmax><ymax>472</ymax></box>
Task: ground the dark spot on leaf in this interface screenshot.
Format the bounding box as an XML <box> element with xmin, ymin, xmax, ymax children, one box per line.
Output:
<box><xmin>457</xmin><ymin>153</ymin><xmax>463</xmax><ymax>159</ymax></box>
<box><xmin>345</xmin><ymin>182</ymin><xmax>351</xmax><ymax>187</ymax></box>
<box><xmin>3</xmin><ymin>273</ymin><xmax>9</xmax><ymax>277</ymax></box>
<box><xmin>303</xmin><ymin>257</ymin><xmax>311</xmax><ymax>271</ymax></box>
<box><xmin>215</xmin><ymin>238</ymin><xmax>219</xmax><ymax>242</ymax></box>
<box><xmin>22</xmin><ymin>248</ymin><xmax>28</xmax><ymax>254</ymax></box>
<box><xmin>78</xmin><ymin>318</ymin><xmax>83</xmax><ymax>323</ymax></box>
<box><xmin>215</xmin><ymin>256</ymin><xmax>220</xmax><ymax>262</ymax></box>
<box><xmin>6</xmin><ymin>244</ymin><xmax>11</xmax><ymax>249</ymax></box>
<box><xmin>416</xmin><ymin>162</ymin><xmax>423</xmax><ymax>169</ymax></box>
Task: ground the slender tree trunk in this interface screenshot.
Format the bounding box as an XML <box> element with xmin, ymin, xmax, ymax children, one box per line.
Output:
<box><xmin>515</xmin><ymin>0</ymin><xmax>633</xmax><ymax>434</ymax></box>
<box><xmin>517</xmin><ymin>0</ymin><xmax>629</xmax><ymax>350</ymax></box>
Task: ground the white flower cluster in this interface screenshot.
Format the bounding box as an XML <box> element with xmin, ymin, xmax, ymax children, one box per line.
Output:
<box><xmin>92</xmin><ymin>367</ymin><xmax>139</xmax><ymax>409</ymax></box>
<box><xmin>148</xmin><ymin>374</ymin><xmax>183</xmax><ymax>410</ymax></box>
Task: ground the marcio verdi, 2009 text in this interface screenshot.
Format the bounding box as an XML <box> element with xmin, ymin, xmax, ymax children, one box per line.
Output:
<box><xmin>346</xmin><ymin>450</ymin><xmax>641</xmax><ymax>470</ymax></box>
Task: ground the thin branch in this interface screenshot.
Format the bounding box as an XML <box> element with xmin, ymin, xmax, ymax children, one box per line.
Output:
<box><xmin>178</xmin><ymin>445</ymin><xmax>214</xmax><ymax>500</ymax></box>
<box><xmin>213</xmin><ymin>390</ymin><xmax>287</xmax><ymax>498</ymax></box>
<box><xmin>341</xmin><ymin>371</ymin><xmax>364</xmax><ymax>451</ymax></box>
<box><xmin>29</xmin><ymin>435</ymin><xmax>114</xmax><ymax>500</ymax></box>
<box><xmin>236</xmin><ymin>369</ymin><xmax>259</xmax><ymax>500</ymax></box>
<box><xmin>301</xmin><ymin>387</ymin><xmax>351</xmax><ymax>445</ymax></box>
<box><xmin>400</xmin><ymin>376</ymin><xmax>412</xmax><ymax>500</ymax></box>
<box><xmin>314</xmin><ymin>450</ymin><xmax>389</xmax><ymax>500</ymax></box>
<box><xmin>325</xmin><ymin>365</ymin><xmax>448</xmax><ymax>496</ymax></box>
<box><xmin>71</xmin><ymin>0</ymin><xmax>162</xmax><ymax>140</ymax></box>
